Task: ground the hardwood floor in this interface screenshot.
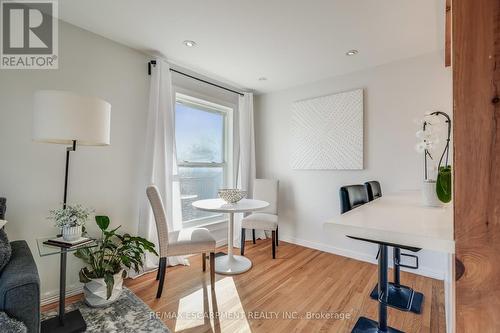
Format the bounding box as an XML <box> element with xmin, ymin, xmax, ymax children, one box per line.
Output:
<box><xmin>43</xmin><ymin>240</ymin><xmax>445</xmax><ymax>332</ymax></box>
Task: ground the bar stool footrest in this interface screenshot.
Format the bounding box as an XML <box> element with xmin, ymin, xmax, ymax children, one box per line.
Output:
<box><xmin>398</xmin><ymin>253</ymin><xmax>419</xmax><ymax>269</ymax></box>
<box><xmin>351</xmin><ymin>317</ymin><xmax>404</xmax><ymax>333</ymax></box>
<box><xmin>370</xmin><ymin>283</ymin><xmax>424</xmax><ymax>314</ymax></box>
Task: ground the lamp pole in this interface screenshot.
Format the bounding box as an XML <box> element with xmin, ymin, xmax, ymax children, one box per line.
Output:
<box><xmin>34</xmin><ymin>90</ymin><xmax>110</xmax><ymax>333</ymax></box>
<box><xmin>63</xmin><ymin>140</ymin><xmax>76</xmax><ymax>209</ymax></box>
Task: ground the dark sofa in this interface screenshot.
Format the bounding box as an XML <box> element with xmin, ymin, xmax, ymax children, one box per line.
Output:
<box><xmin>0</xmin><ymin>198</ymin><xmax>40</xmax><ymax>333</ymax></box>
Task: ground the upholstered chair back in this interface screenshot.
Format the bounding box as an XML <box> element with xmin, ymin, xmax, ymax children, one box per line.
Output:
<box><xmin>146</xmin><ymin>185</ymin><xmax>169</xmax><ymax>257</ymax></box>
<box><xmin>253</xmin><ymin>179</ymin><xmax>279</xmax><ymax>215</ymax></box>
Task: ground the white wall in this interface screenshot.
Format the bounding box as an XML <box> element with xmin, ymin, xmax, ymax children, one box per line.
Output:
<box><xmin>0</xmin><ymin>18</ymin><xmax>451</xmax><ymax>303</ymax></box>
<box><xmin>0</xmin><ymin>22</ymin><xmax>237</xmax><ymax>301</ymax></box>
<box><xmin>254</xmin><ymin>52</ymin><xmax>452</xmax><ymax>279</ymax></box>
<box><xmin>0</xmin><ymin>22</ymin><xmax>150</xmax><ymax>299</ymax></box>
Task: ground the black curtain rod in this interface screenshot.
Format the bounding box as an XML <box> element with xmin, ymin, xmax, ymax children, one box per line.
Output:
<box><xmin>148</xmin><ymin>60</ymin><xmax>244</xmax><ymax>97</ymax></box>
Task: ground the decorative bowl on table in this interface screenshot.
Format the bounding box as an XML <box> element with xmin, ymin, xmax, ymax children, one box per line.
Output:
<box><xmin>218</xmin><ymin>189</ymin><xmax>247</xmax><ymax>204</ymax></box>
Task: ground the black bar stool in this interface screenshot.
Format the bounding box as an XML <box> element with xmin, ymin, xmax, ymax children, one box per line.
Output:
<box><xmin>365</xmin><ymin>181</ymin><xmax>424</xmax><ymax>314</ymax></box>
<box><xmin>350</xmin><ymin>238</ymin><xmax>412</xmax><ymax>333</ymax></box>
<box><xmin>340</xmin><ymin>184</ymin><xmax>369</xmax><ymax>214</ymax></box>
<box><xmin>340</xmin><ymin>185</ymin><xmax>403</xmax><ymax>333</ymax></box>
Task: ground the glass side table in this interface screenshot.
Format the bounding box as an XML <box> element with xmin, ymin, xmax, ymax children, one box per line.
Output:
<box><xmin>36</xmin><ymin>237</ymin><xmax>97</xmax><ymax>333</ymax></box>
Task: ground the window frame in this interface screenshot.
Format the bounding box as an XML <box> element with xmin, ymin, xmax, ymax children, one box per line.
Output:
<box><xmin>174</xmin><ymin>91</ymin><xmax>234</xmax><ymax>228</ymax></box>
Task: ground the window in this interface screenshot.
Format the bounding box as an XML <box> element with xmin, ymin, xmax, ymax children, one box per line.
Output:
<box><xmin>175</xmin><ymin>93</ymin><xmax>233</xmax><ymax>226</ymax></box>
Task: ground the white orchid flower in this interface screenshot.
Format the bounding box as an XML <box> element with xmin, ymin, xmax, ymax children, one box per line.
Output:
<box><xmin>415</xmin><ymin>141</ymin><xmax>427</xmax><ymax>153</ymax></box>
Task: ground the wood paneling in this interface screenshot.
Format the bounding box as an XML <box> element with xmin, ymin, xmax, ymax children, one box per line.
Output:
<box><xmin>44</xmin><ymin>241</ymin><xmax>445</xmax><ymax>333</ymax></box>
<box><xmin>453</xmin><ymin>0</ymin><xmax>500</xmax><ymax>331</ymax></box>
<box><xmin>445</xmin><ymin>0</ymin><xmax>452</xmax><ymax>67</ymax></box>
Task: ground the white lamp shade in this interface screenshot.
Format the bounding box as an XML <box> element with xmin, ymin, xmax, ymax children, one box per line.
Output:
<box><xmin>33</xmin><ymin>90</ymin><xmax>111</xmax><ymax>145</ymax></box>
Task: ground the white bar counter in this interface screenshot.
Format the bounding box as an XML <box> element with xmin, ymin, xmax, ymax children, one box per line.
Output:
<box><xmin>324</xmin><ymin>190</ymin><xmax>454</xmax><ymax>253</ymax></box>
<box><xmin>324</xmin><ymin>190</ymin><xmax>455</xmax><ymax>333</ymax></box>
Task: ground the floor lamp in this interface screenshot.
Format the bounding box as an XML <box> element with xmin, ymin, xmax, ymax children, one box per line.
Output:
<box><xmin>33</xmin><ymin>90</ymin><xmax>111</xmax><ymax>333</ymax></box>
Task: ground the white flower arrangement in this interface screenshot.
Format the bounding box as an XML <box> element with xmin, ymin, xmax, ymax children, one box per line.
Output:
<box><xmin>415</xmin><ymin>112</ymin><xmax>451</xmax><ymax>183</ymax></box>
<box><xmin>48</xmin><ymin>204</ymin><xmax>94</xmax><ymax>228</ymax></box>
<box><xmin>414</xmin><ymin>114</ymin><xmax>442</xmax><ymax>154</ymax></box>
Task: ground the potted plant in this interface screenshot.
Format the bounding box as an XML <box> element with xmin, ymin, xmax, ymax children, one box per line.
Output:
<box><xmin>75</xmin><ymin>216</ymin><xmax>157</xmax><ymax>307</ymax></box>
<box><xmin>48</xmin><ymin>204</ymin><xmax>93</xmax><ymax>241</ymax></box>
<box><xmin>415</xmin><ymin>111</ymin><xmax>452</xmax><ymax>206</ymax></box>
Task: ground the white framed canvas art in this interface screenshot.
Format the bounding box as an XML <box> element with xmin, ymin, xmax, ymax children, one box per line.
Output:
<box><xmin>290</xmin><ymin>88</ymin><xmax>364</xmax><ymax>170</ymax></box>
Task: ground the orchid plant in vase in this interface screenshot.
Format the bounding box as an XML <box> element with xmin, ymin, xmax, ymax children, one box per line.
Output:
<box><xmin>415</xmin><ymin>111</ymin><xmax>452</xmax><ymax>205</ymax></box>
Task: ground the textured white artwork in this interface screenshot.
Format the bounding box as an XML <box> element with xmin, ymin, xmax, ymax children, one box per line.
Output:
<box><xmin>290</xmin><ymin>89</ymin><xmax>363</xmax><ymax>170</ymax></box>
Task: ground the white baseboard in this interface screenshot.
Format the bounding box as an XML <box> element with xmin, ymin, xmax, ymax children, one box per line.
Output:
<box><xmin>41</xmin><ymin>284</ymin><xmax>84</xmax><ymax>306</ymax></box>
<box><xmin>216</xmin><ymin>238</ymin><xmax>227</xmax><ymax>248</ymax></box>
<box><xmin>280</xmin><ymin>234</ymin><xmax>445</xmax><ymax>280</ymax></box>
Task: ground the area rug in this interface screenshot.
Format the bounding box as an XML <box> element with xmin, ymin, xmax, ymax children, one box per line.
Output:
<box><xmin>42</xmin><ymin>288</ymin><xmax>170</xmax><ymax>333</ymax></box>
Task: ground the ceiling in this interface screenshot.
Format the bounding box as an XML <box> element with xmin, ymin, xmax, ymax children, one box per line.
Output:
<box><xmin>58</xmin><ymin>0</ymin><xmax>445</xmax><ymax>94</ymax></box>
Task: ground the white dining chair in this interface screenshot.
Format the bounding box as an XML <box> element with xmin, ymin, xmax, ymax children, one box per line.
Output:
<box><xmin>240</xmin><ymin>179</ymin><xmax>279</xmax><ymax>258</ymax></box>
<box><xmin>146</xmin><ymin>185</ymin><xmax>216</xmax><ymax>298</ymax></box>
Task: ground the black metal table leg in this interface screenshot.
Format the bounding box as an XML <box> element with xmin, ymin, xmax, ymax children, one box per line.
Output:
<box><xmin>41</xmin><ymin>249</ymin><xmax>87</xmax><ymax>333</ymax></box>
<box><xmin>59</xmin><ymin>249</ymin><xmax>67</xmax><ymax>324</ymax></box>
<box><xmin>351</xmin><ymin>245</ymin><xmax>404</xmax><ymax>333</ymax></box>
<box><xmin>370</xmin><ymin>248</ymin><xmax>424</xmax><ymax>314</ymax></box>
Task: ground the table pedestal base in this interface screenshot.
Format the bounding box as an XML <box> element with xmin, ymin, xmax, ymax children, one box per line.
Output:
<box><xmin>215</xmin><ymin>254</ymin><xmax>252</xmax><ymax>275</ymax></box>
<box><xmin>41</xmin><ymin>309</ymin><xmax>86</xmax><ymax>333</ymax></box>
<box><xmin>351</xmin><ymin>317</ymin><xmax>404</xmax><ymax>333</ymax></box>
<box><xmin>370</xmin><ymin>283</ymin><xmax>423</xmax><ymax>314</ymax></box>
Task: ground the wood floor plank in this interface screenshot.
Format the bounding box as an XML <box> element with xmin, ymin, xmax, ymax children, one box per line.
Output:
<box><xmin>43</xmin><ymin>240</ymin><xmax>445</xmax><ymax>333</ymax></box>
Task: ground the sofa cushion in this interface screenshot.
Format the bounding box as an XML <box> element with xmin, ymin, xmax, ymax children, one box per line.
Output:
<box><xmin>0</xmin><ymin>229</ymin><xmax>12</xmax><ymax>272</ymax></box>
<box><xmin>0</xmin><ymin>198</ymin><xmax>11</xmax><ymax>272</ymax></box>
<box><xmin>0</xmin><ymin>240</ymin><xmax>40</xmax><ymax>333</ymax></box>
<box><xmin>0</xmin><ymin>198</ymin><xmax>5</xmax><ymax>219</ymax></box>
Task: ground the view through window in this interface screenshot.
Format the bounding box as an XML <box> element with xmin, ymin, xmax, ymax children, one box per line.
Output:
<box><xmin>175</xmin><ymin>94</ymin><xmax>232</xmax><ymax>225</ymax></box>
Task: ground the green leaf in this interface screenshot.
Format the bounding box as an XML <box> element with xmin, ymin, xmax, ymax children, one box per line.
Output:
<box><xmin>121</xmin><ymin>255</ymin><xmax>131</xmax><ymax>266</ymax></box>
<box><xmin>73</xmin><ymin>214</ymin><xmax>158</xmax><ymax>285</ymax></box>
<box><xmin>74</xmin><ymin>249</ymin><xmax>90</xmax><ymax>263</ymax></box>
<box><xmin>103</xmin><ymin>226</ymin><xmax>121</xmax><ymax>238</ymax></box>
<box><xmin>79</xmin><ymin>268</ymin><xmax>92</xmax><ymax>283</ymax></box>
<box><xmin>95</xmin><ymin>216</ymin><xmax>110</xmax><ymax>231</ymax></box>
<box><xmin>436</xmin><ymin>166</ymin><xmax>452</xmax><ymax>203</ymax></box>
<box><xmin>104</xmin><ymin>273</ymin><xmax>115</xmax><ymax>300</ymax></box>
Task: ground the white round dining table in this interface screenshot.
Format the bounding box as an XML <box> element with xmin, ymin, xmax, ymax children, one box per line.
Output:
<box><xmin>192</xmin><ymin>198</ymin><xmax>269</xmax><ymax>275</ymax></box>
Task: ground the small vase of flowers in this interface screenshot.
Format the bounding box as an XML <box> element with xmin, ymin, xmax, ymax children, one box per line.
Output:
<box><xmin>48</xmin><ymin>204</ymin><xmax>93</xmax><ymax>241</ymax></box>
<box><xmin>415</xmin><ymin>111</ymin><xmax>452</xmax><ymax>206</ymax></box>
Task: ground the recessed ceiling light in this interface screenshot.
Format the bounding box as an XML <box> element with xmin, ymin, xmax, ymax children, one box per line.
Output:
<box><xmin>183</xmin><ymin>40</ymin><xmax>197</xmax><ymax>47</ymax></box>
<box><xmin>346</xmin><ymin>49</ymin><xmax>358</xmax><ymax>56</ymax></box>
<box><xmin>258</xmin><ymin>77</ymin><xmax>267</xmax><ymax>81</ymax></box>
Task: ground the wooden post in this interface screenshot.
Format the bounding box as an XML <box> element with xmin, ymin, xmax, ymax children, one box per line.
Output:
<box><xmin>453</xmin><ymin>0</ymin><xmax>500</xmax><ymax>331</ymax></box>
<box><xmin>445</xmin><ymin>0</ymin><xmax>452</xmax><ymax>67</ymax></box>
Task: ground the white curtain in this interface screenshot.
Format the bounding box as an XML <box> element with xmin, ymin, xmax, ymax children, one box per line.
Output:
<box><xmin>233</xmin><ymin>93</ymin><xmax>266</xmax><ymax>248</ymax></box>
<box><xmin>138</xmin><ymin>59</ymin><xmax>187</xmax><ymax>270</ymax></box>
